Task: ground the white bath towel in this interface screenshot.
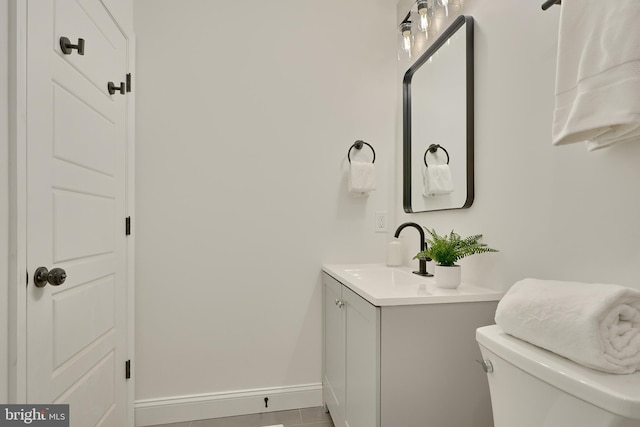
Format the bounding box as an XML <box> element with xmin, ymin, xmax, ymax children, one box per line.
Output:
<box><xmin>348</xmin><ymin>161</ymin><xmax>376</xmax><ymax>194</ymax></box>
<box><xmin>552</xmin><ymin>0</ymin><xmax>640</xmax><ymax>151</ymax></box>
<box><xmin>495</xmin><ymin>278</ymin><xmax>640</xmax><ymax>374</ymax></box>
<box><xmin>423</xmin><ymin>164</ymin><xmax>454</xmax><ymax>197</ymax></box>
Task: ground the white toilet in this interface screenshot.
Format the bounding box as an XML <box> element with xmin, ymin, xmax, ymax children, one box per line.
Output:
<box><xmin>476</xmin><ymin>325</ymin><xmax>640</xmax><ymax>427</ymax></box>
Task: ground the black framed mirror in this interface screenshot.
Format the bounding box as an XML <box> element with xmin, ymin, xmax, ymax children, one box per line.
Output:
<box><xmin>402</xmin><ymin>15</ymin><xmax>474</xmax><ymax>213</ymax></box>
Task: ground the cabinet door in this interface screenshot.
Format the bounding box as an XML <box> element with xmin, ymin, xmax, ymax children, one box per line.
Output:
<box><xmin>323</xmin><ymin>274</ymin><xmax>346</xmax><ymax>427</ymax></box>
<box><xmin>344</xmin><ymin>287</ymin><xmax>380</xmax><ymax>427</ymax></box>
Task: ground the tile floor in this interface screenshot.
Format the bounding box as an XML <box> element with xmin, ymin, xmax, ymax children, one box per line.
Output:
<box><xmin>148</xmin><ymin>406</ymin><xmax>334</xmax><ymax>427</ymax></box>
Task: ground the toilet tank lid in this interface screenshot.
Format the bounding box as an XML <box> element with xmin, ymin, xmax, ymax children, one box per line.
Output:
<box><xmin>476</xmin><ymin>325</ymin><xmax>640</xmax><ymax>421</ymax></box>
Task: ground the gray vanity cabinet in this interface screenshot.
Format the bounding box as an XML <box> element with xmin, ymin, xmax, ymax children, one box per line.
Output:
<box><xmin>323</xmin><ymin>273</ymin><xmax>380</xmax><ymax>427</ymax></box>
<box><xmin>322</xmin><ymin>272</ymin><xmax>497</xmax><ymax>427</ymax></box>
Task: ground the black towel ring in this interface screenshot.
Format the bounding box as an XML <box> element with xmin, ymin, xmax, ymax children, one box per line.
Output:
<box><xmin>424</xmin><ymin>144</ymin><xmax>450</xmax><ymax>167</ymax></box>
<box><xmin>348</xmin><ymin>140</ymin><xmax>376</xmax><ymax>164</ymax></box>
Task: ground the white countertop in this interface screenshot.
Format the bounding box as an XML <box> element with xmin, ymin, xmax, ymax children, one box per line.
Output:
<box><xmin>323</xmin><ymin>263</ymin><xmax>504</xmax><ymax>307</ymax></box>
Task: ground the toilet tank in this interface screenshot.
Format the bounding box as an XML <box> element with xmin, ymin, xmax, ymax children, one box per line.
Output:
<box><xmin>476</xmin><ymin>325</ymin><xmax>640</xmax><ymax>427</ymax></box>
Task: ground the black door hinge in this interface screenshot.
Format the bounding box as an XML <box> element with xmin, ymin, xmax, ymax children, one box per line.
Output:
<box><xmin>126</xmin><ymin>73</ymin><xmax>132</xmax><ymax>93</ymax></box>
<box><xmin>125</xmin><ymin>360</ymin><xmax>131</xmax><ymax>379</ymax></box>
<box><xmin>125</xmin><ymin>216</ymin><xmax>131</xmax><ymax>236</ymax></box>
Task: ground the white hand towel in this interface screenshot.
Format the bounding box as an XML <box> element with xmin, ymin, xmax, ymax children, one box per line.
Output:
<box><xmin>552</xmin><ymin>0</ymin><xmax>640</xmax><ymax>151</ymax></box>
<box><xmin>423</xmin><ymin>164</ymin><xmax>454</xmax><ymax>197</ymax></box>
<box><xmin>495</xmin><ymin>278</ymin><xmax>640</xmax><ymax>374</ymax></box>
<box><xmin>348</xmin><ymin>161</ymin><xmax>376</xmax><ymax>194</ymax></box>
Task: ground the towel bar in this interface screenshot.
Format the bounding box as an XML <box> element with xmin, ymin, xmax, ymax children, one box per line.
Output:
<box><xmin>348</xmin><ymin>140</ymin><xmax>376</xmax><ymax>163</ymax></box>
<box><xmin>424</xmin><ymin>144</ymin><xmax>449</xmax><ymax>167</ymax></box>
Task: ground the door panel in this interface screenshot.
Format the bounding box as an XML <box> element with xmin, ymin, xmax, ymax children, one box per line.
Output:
<box><xmin>26</xmin><ymin>0</ymin><xmax>128</xmax><ymax>425</ymax></box>
<box><xmin>53</xmin><ymin>83</ymin><xmax>116</xmax><ymax>175</ymax></box>
<box><xmin>54</xmin><ymin>161</ymin><xmax>115</xmax><ymax>202</ymax></box>
<box><xmin>54</xmin><ymin>351</ymin><xmax>117</xmax><ymax>426</ymax></box>
<box><xmin>52</xmin><ymin>275</ymin><xmax>115</xmax><ymax>366</ymax></box>
<box><xmin>53</xmin><ymin>58</ymin><xmax>117</xmax><ymax>120</ymax></box>
<box><xmin>49</xmin><ymin>329</ymin><xmax>116</xmax><ymax>403</ymax></box>
<box><xmin>53</xmin><ymin>190</ymin><xmax>116</xmax><ymax>261</ymax></box>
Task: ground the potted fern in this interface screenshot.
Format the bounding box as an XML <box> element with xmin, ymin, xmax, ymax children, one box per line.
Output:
<box><xmin>414</xmin><ymin>228</ymin><xmax>498</xmax><ymax>288</ymax></box>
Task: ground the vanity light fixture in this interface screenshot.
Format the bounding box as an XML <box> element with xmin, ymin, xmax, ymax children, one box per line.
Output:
<box><xmin>440</xmin><ymin>0</ymin><xmax>449</xmax><ymax>16</ymax></box>
<box><xmin>399</xmin><ymin>21</ymin><xmax>414</xmax><ymax>58</ymax></box>
<box><xmin>399</xmin><ymin>0</ymin><xmax>464</xmax><ymax>60</ymax></box>
<box><xmin>417</xmin><ymin>1</ymin><xmax>430</xmax><ymax>33</ymax></box>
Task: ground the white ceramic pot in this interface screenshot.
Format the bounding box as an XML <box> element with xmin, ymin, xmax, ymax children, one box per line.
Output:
<box><xmin>434</xmin><ymin>264</ymin><xmax>461</xmax><ymax>289</ymax></box>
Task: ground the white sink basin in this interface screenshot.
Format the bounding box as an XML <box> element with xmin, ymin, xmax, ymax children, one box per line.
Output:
<box><xmin>342</xmin><ymin>267</ymin><xmax>431</xmax><ymax>290</ymax></box>
<box><xmin>323</xmin><ymin>263</ymin><xmax>504</xmax><ymax>306</ymax></box>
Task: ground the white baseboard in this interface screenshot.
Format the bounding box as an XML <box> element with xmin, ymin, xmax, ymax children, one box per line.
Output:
<box><xmin>134</xmin><ymin>383</ymin><xmax>323</xmax><ymax>426</ymax></box>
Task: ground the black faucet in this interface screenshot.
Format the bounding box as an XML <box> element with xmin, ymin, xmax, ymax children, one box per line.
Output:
<box><xmin>394</xmin><ymin>222</ymin><xmax>433</xmax><ymax>277</ymax></box>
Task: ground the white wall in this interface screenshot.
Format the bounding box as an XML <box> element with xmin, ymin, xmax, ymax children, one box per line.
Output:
<box><xmin>396</xmin><ymin>0</ymin><xmax>640</xmax><ymax>292</ymax></box>
<box><xmin>134</xmin><ymin>0</ymin><xmax>397</xmax><ymax>409</ymax></box>
<box><xmin>1</xmin><ymin>0</ymin><xmax>9</xmax><ymax>404</ymax></box>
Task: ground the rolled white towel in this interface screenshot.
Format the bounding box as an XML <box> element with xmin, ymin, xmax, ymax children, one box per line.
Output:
<box><xmin>495</xmin><ymin>278</ymin><xmax>640</xmax><ymax>374</ymax></box>
<box><xmin>348</xmin><ymin>161</ymin><xmax>376</xmax><ymax>194</ymax></box>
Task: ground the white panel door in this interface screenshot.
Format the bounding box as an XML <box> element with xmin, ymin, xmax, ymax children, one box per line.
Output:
<box><xmin>26</xmin><ymin>0</ymin><xmax>128</xmax><ymax>426</ymax></box>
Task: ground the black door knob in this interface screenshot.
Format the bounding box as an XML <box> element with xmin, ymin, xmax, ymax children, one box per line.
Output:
<box><xmin>48</xmin><ymin>268</ymin><xmax>67</xmax><ymax>286</ymax></box>
<box><xmin>34</xmin><ymin>266</ymin><xmax>67</xmax><ymax>288</ymax></box>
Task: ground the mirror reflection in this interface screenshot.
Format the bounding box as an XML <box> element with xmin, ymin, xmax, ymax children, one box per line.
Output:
<box><xmin>402</xmin><ymin>15</ymin><xmax>474</xmax><ymax>213</ymax></box>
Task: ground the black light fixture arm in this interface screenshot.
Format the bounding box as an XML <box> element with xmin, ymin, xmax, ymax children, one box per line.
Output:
<box><xmin>541</xmin><ymin>0</ymin><xmax>561</xmax><ymax>10</ymax></box>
